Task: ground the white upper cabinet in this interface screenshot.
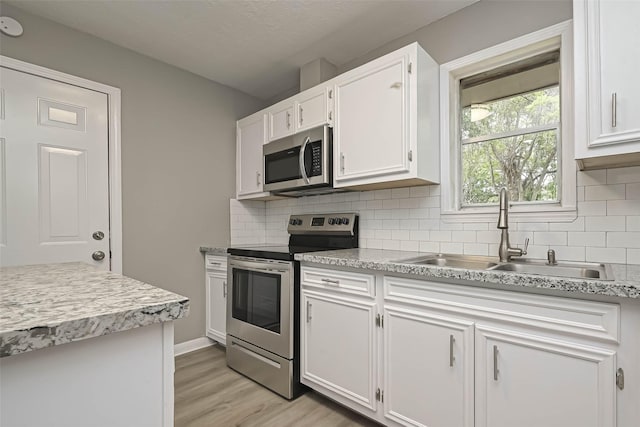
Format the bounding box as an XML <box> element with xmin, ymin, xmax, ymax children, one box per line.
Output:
<box><xmin>574</xmin><ymin>0</ymin><xmax>640</xmax><ymax>168</ymax></box>
<box><xmin>268</xmin><ymin>103</ymin><xmax>294</xmax><ymax>141</ymax></box>
<box><xmin>236</xmin><ymin>111</ymin><xmax>269</xmax><ymax>199</ymax></box>
<box><xmin>333</xmin><ymin>42</ymin><xmax>440</xmax><ymax>189</ymax></box>
<box><xmin>267</xmin><ymin>85</ymin><xmax>332</xmax><ymax>142</ymax></box>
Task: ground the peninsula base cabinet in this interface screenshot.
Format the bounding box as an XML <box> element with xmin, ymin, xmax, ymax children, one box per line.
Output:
<box><xmin>300</xmin><ymin>264</ymin><xmax>630</xmax><ymax>427</ymax></box>
<box><xmin>204</xmin><ymin>254</ymin><xmax>227</xmax><ymax>345</ymax></box>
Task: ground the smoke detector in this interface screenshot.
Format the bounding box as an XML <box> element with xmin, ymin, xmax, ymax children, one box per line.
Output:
<box><xmin>1</xmin><ymin>16</ymin><xmax>23</xmax><ymax>37</ymax></box>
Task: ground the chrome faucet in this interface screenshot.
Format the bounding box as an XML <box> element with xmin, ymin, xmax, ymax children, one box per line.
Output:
<box><xmin>497</xmin><ymin>188</ymin><xmax>529</xmax><ymax>262</ymax></box>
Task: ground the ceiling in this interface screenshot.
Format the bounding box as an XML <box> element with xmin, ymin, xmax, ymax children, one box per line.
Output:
<box><xmin>7</xmin><ymin>0</ymin><xmax>477</xmax><ymax>100</ymax></box>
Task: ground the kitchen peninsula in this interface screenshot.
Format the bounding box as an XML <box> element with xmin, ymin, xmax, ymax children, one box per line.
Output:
<box><xmin>0</xmin><ymin>262</ymin><xmax>189</xmax><ymax>427</ymax></box>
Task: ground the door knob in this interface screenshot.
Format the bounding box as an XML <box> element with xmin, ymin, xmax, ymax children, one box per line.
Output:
<box><xmin>92</xmin><ymin>251</ymin><xmax>106</xmax><ymax>261</ymax></box>
<box><xmin>92</xmin><ymin>231</ymin><xmax>105</xmax><ymax>240</ymax></box>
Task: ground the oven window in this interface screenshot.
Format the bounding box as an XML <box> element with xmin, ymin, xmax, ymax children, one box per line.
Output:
<box><xmin>232</xmin><ymin>269</ymin><xmax>281</xmax><ymax>333</ymax></box>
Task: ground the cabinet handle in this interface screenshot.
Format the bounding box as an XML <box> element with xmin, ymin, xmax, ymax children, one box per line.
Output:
<box><xmin>328</xmin><ymin>89</ymin><xmax>333</xmax><ymax>99</ymax></box>
<box><xmin>299</xmin><ymin>106</ymin><xmax>304</xmax><ymax>125</ymax></box>
<box><xmin>321</xmin><ymin>278</ymin><xmax>339</xmax><ymax>285</ymax></box>
<box><xmin>493</xmin><ymin>345</ymin><xmax>499</xmax><ymax>381</ymax></box>
<box><xmin>340</xmin><ymin>153</ymin><xmax>345</xmax><ymax>173</ymax></box>
<box><xmin>286</xmin><ymin>111</ymin><xmax>291</xmax><ymax>129</ymax></box>
<box><xmin>306</xmin><ymin>301</ymin><xmax>312</xmax><ymax>323</ymax></box>
<box><xmin>328</xmin><ymin>111</ymin><xmax>332</xmax><ymax>121</ymax></box>
<box><xmin>612</xmin><ymin>92</ymin><xmax>617</xmax><ymax>128</ymax></box>
<box><xmin>390</xmin><ymin>82</ymin><xmax>402</xmax><ymax>89</ymax></box>
<box><xmin>223</xmin><ymin>281</ymin><xmax>227</xmax><ymax>297</ymax></box>
<box><xmin>449</xmin><ymin>335</ymin><xmax>455</xmax><ymax>367</ymax></box>
<box><xmin>256</xmin><ymin>171</ymin><xmax>261</xmax><ymax>186</ymax></box>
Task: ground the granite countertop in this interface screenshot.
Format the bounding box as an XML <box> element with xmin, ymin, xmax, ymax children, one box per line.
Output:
<box><xmin>296</xmin><ymin>248</ymin><xmax>640</xmax><ymax>299</ymax></box>
<box><xmin>199</xmin><ymin>246</ymin><xmax>228</xmax><ymax>255</ymax></box>
<box><xmin>0</xmin><ymin>262</ymin><xmax>190</xmax><ymax>358</ymax></box>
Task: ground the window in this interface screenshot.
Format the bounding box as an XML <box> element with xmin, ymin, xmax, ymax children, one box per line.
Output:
<box><xmin>440</xmin><ymin>22</ymin><xmax>576</xmax><ymax>222</ymax></box>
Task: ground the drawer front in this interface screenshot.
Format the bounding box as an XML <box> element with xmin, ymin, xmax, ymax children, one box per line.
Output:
<box><xmin>301</xmin><ymin>266</ymin><xmax>375</xmax><ymax>298</ymax></box>
<box><xmin>384</xmin><ymin>276</ymin><xmax>620</xmax><ymax>343</ymax></box>
<box><xmin>205</xmin><ymin>254</ymin><xmax>227</xmax><ymax>271</ymax></box>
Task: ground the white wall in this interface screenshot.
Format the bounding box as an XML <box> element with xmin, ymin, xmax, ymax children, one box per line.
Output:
<box><xmin>0</xmin><ymin>3</ymin><xmax>265</xmax><ymax>344</ymax></box>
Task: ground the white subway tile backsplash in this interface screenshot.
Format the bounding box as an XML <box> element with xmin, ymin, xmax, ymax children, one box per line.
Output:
<box><xmin>230</xmin><ymin>166</ymin><xmax>640</xmax><ymax>265</ymax></box>
<box><xmin>577</xmin><ymin>169</ymin><xmax>606</xmax><ymax>186</ymax></box>
<box><xmin>419</xmin><ymin>241</ymin><xmax>440</xmax><ymax>252</ymax></box>
<box><xmin>549</xmin><ymin>216</ymin><xmax>585</xmax><ymax>231</ymax></box>
<box><xmin>626</xmin><ymin>183</ymin><xmax>640</xmax><ymax>200</ymax></box>
<box><xmin>452</xmin><ymin>230</ymin><xmax>476</xmax><ymax>243</ymax></box>
<box><xmin>607</xmin><ymin>232</ymin><xmax>640</xmax><ymax>248</ymax></box>
<box><xmin>568</xmin><ymin>231</ymin><xmax>606</xmax><ymax>247</ymax></box>
<box><xmin>586</xmin><ymin>247</ymin><xmax>626</xmax><ymax>263</ymax></box>
<box><xmin>463</xmin><ymin>243</ymin><xmax>488</xmax><ymax>256</ymax></box>
<box><xmin>607</xmin><ymin>199</ymin><xmax>640</xmax><ymax>216</ymax></box>
<box><xmin>628</xmin><ymin>249</ymin><xmax>640</xmax><ymax>265</ymax></box>
<box><xmin>534</xmin><ymin>231</ymin><xmax>567</xmax><ymax>246</ymax></box>
<box><xmin>577</xmin><ymin>200</ymin><xmax>607</xmax><ymax>216</ymax></box>
<box><xmin>585</xmin><ymin>216</ymin><xmax>626</xmax><ymax>231</ymax></box>
<box><xmin>584</xmin><ymin>184</ymin><xmax>625</xmax><ymax>201</ymax></box>
<box><xmin>607</xmin><ymin>166</ymin><xmax>640</xmax><ymax>184</ymax></box>
<box><xmin>553</xmin><ymin>246</ymin><xmax>586</xmax><ymax>262</ymax></box>
<box><xmin>627</xmin><ymin>216</ymin><xmax>640</xmax><ymax>231</ymax></box>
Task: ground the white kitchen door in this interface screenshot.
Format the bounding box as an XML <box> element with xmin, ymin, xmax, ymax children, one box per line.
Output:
<box><xmin>0</xmin><ymin>67</ymin><xmax>110</xmax><ymax>269</ymax></box>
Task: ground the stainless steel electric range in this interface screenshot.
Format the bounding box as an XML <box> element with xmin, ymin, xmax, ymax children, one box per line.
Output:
<box><xmin>226</xmin><ymin>213</ymin><xmax>358</xmax><ymax>399</ymax></box>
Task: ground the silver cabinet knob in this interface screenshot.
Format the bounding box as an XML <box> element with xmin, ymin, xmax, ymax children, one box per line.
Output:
<box><xmin>92</xmin><ymin>231</ymin><xmax>105</xmax><ymax>241</ymax></box>
<box><xmin>92</xmin><ymin>251</ymin><xmax>106</xmax><ymax>261</ymax></box>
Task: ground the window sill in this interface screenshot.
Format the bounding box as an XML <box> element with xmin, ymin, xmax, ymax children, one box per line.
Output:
<box><xmin>441</xmin><ymin>205</ymin><xmax>577</xmax><ymax>223</ymax></box>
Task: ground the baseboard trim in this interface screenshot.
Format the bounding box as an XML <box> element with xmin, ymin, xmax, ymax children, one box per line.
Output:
<box><xmin>174</xmin><ymin>337</ymin><xmax>215</xmax><ymax>357</ymax></box>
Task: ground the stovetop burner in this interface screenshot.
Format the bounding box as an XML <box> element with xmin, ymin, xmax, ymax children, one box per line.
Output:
<box><xmin>227</xmin><ymin>213</ymin><xmax>358</xmax><ymax>261</ymax></box>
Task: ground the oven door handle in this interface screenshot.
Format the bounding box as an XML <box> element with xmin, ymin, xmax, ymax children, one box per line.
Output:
<box><xmin>229</xmin><ymin>261</ymin><xmax>292</xmax><ymax>275</ymax></box>
<box><xmin>299</xmin><ymin>136</ymin><xmax>310</xmax><ymax>184</ymax></box>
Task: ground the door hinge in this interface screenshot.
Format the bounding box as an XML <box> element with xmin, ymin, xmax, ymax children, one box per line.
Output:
<box><xmin>375</xmin><ymin>314</ymin><xmax>384</xmax><ymax>328</ymax></box>
<box><xmin>408</xmin><ymin>62</ymin><xmax>412</xmax><ymax>74</ymax></box>
<box><xmin>375</xmin><ymin>388</ymin><xmax>384</xmax><ymax>402</ymax></box>
<box><xmin>109</xmin><ymin>251</ymin><xmax>112</xmax><ymax>259</ymax></box>
<box><xmin>408</xmin><ymin>150</ymin><xmax>413</xmax><ymax>162</ymax></box>
<box><xmin>617</xmin><ymin>368</ymin><xmax>625</xmax><ymax>390</ymax></box>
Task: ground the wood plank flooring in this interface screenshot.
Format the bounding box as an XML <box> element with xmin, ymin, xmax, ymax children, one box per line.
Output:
<box><xmin>175</xmin><ymin>345</ymin><xmax>380</xmax><ymax>427</ymax></box>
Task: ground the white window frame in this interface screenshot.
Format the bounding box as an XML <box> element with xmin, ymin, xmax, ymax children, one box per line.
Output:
<box><xmin>440</xmin><ymin>21</ymin><xmax>576</xmax><ymax>223</ymax></box>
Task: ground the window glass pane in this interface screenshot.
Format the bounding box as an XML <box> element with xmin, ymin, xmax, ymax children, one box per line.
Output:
<box><xmin>462</xmin><ymin>86</ymin><xmax>560</xmax><ymax>139</ymax></box>
<box><xmin>462</xmin><ymin>129</ymin><xmax>558</xmax><ymax>205</ymax></box>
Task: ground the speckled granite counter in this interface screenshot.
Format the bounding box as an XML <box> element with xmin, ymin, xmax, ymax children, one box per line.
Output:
<box><xmin>199</xmin><ymin>246</ymin><xmax>228</xmax><ymax>255</ymax></box>
<box><xmin>296</xmin><ymin>248</ymin><xmax>640</xmax><ymax>299</ymax></box>
<box><xmin>0</xmin><ymin>262</ymin><xmax>189</xmax><ymax>358</ymax></box>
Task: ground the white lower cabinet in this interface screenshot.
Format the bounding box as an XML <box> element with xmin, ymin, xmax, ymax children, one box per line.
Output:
<box><xmin>301</xmin><ymin>291</ymin><xmax>377</xmax><ymax>412</ymax></box>
<box><xmin>204</xmin><ymin>254</ymin><xmax>227</xmax><ymax>345</ymax></box>
<box><xmin>300</xmin><ymin>265</ymin><xmax>622</xmax><ymax>427</ymax></box>
<box><xmin>475</xmin><ymin>326</ymin><xmax>616</xmax><ymax>427</ymax></box>
<box><xmin>384</xmin><ymin>306</ymin><xmax>474</xmax><ymax>427</ymax></box>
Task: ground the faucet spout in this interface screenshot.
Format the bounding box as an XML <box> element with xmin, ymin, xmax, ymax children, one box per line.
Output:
<box><xmin>497</xmin><ymin>188</ymin><xmax>508</xmax><ymax>229</ymax></box>
<box><xmin>496</xmin><ymin>187</ymin><xmax>528</xmax><ymax>262</ymax></box>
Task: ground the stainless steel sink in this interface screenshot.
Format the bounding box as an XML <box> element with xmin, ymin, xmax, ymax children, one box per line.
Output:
<box><xmin>395</xmin><ymin>254</ymin><xmax>499</xmax><ymax>270</ymax></box>
<box><xmin>488</xmin><ymin>260</ymin><xmax>614</xmax><ymax>280</ymax></box>
<box><xmin>394</xmin><ymin>253</ymin><xmax>613</xmax><ymax>280</ymax></box>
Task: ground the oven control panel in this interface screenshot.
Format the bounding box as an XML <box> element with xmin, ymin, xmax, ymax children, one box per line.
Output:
<box><xmin>287</xmin><ymin>213</ymin><xmax>357</xmax><ymax>235</ymax></box>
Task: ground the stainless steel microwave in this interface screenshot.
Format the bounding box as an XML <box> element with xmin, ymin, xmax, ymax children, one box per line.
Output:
<box><xmin>263</xmin><ymin>125</ymin><xmax>331</xmax><ymax>194</ymax></box>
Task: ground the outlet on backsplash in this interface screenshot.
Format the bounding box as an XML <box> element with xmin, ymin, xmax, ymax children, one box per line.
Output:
<box><xmin>230</xmin><ymin>165</ymin><xmax>640</xmax><ymax>265</ymax></box>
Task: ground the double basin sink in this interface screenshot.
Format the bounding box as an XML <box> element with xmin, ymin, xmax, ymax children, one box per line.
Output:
<box><xmin>394</xmin><ymin>253</ymin><xmax>613</xmax><ymax>280</ymax></box>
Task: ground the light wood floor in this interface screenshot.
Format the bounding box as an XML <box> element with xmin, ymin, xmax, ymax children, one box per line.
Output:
<box><xmin>175</xmin><ymin>345</ymin><xmax>380</xmax><ymax>427</ymax></box>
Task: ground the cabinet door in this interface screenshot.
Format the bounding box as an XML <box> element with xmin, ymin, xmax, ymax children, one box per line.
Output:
<box><xmin>476</xmin><ymin>326</ymin><xmax>616</xmax><ymax>427</ymax></box>
<box><xmin>236</xmin><ymin>114</ymin><xmax>267</xmax><ymax>198</ymax></box>
<box><xmin>301</xmin><ymin>291</ymin><xmax>378</xmax><ymax>412</ymax></box>
<box><xmin>206</xmin><ymin>271</ymin><xmax>227</xmax><ymax>344</ymax></box>
<box><xmin>268</xmin><ymin>103</ymin><xmax>294</xmax><ymax>141</ymax></box>
<box><xmin>334</xmin><ymin>52</ymin><xmax>410</xmax><ymax>186</ymax></box>
<box><xmin>575</xmin><ymin>0</ymin><xmax>640</xmax><ymax>157</ymax></box>
<box><xmin>384</xmin><ymin>306</ymin><xmax>474</xmax><ymax>427</ymax></box>
<box><xmin>296</xmin><ymin>88</ymin><xmax>328</xmax><ymax>132</ymax></box>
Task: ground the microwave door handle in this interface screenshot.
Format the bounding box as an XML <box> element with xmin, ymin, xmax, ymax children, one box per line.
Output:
<box><xmin>299</xmin><ymin>136</ymin><xmax>310</xmax><ymax>184</ymax></box>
